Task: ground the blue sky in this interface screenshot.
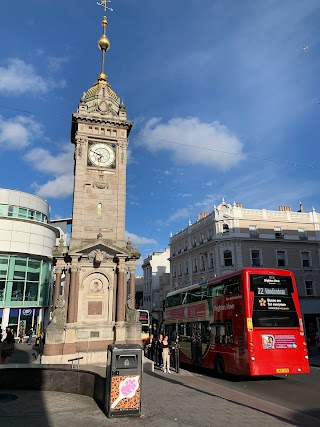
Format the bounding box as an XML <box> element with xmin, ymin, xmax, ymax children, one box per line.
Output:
<box><xmin>0</xmin><ymin>0</ymin><xmax>320</xmax><ymax>274</ymax></box>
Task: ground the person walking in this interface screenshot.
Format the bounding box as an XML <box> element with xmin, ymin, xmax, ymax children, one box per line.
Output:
<box><xmin>156</xmin><ymin>334</ymin><xmax>163</xmax><ymax>367</ymax></box>
<box><xmin>0</xmin><ymin>328</ymin><xmax>15</xmax><ymax>364</ymax></box>
<box><xmin>161</xmin><ymin>335</ymin><xmax>171</xmax><ymax>373</ymax></box>
<box><xmin>147</xmin><ymin>334</ymin><xmax>155</xmax><ymax>361</ymax></box>
<box><xmin>27</xmin><ymin>327</ymin><xmax>34</xmax><ymax>345</ymax></box>
<box><xmin>18</xmin><ymin>324</ymin><xmax>25</xmax><ymax>344</ymax></box>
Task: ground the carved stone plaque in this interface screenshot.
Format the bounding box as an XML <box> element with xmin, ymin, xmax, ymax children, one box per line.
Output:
<box><xmin>88</xmin><ymin>301</ymin><xmax>102</xmax><ymax>315</ymax></box>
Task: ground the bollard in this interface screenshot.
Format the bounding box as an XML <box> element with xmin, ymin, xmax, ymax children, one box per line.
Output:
<box><xmin>175</xmin><ymin>347</ymin><xmax>180</xmax><ymax>373</ymax></box>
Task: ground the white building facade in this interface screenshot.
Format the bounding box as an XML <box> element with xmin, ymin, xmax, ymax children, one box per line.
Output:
<box><xmin>0</xmin><ymin>189</ymin><xmax>59</xmax><ymax>336</ymax></box>
<box><xmin>169</xmin><ymin>200</ymin><xmax>320</xmax><ymax>342</ymax></box>
<box><xmin>142</xmin><ymin>248</ymin><xmax>170</xmax><ymax>319</ymax></box>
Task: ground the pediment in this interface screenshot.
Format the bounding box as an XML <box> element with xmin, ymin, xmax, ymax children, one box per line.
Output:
<box><xmin>69</xmin><ymin>240</ymin><xmax>129</xmax><ymax>258</ymax></box>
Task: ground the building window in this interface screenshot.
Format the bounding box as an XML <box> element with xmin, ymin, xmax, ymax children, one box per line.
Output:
<box><xmin>97</xmin><ymin>203</ymin><xmax>102</xmax><ymax>219</ymax></box>
<box><xmin>178</xmin><ymin>244</ymin><xmax>182</xmax><ymax>254</ymax></box>
<box><xmin>0</xmin><ymin>256</ymin><xmax>50</xmax><ymax>305</ymax></box>
<box><xmin>249</xmin><ymin>225</ymin><xmax>259</xmax><ymax>237</ymax></box>
<box><xmin>200</xmin><ymin>255</ymin><xmax>206</xmax><ymax>272</ymax></box>
<box><xmin>178</xmin><ymin>263</ymin><xmax>182</xmax><ymax>276</ymax></box>
<box><xmin>298</xmin><ymin>228</ymin><xmax>307</xmax><ymax>240</ymax></box>
<box><xmin>276</xmin><ymin>250</ymin><xmax>286</xmax><ymax>267</ymax></box>
<box><xmin>208</xmin><ymin>252</ymin><xmax>214</xmax><ymax>270</ymax></box>
<box><xmin>223</xmin><ymin>250</ymin><xmax>233</xmax><ymax>267</ymax></box>
<box><xmin>173</xmin><ymin>265</ymin><xmax>176</xmax><ymax>278</ymax></box>
<box><xmin>223</xmin><ymin>224</ymin><xmax>229</xmax><ymax>233</ymax></box>
<box><xmin>207</xmin><ymin>229</ymin><xmax>213</xmax><ymax>241</ymax></box>
<box><xmin>301</xmin><ymin>251</ymin><xmax>311</xmax><ymax>268</ymax></box>
<box><xmin>185</xmin><ymin>261</ymin><xmax>189</xmax><ymax>275</ymax></box>
<box><xmin>200</xmin><ymin>233</ymin><xmax>204</xmax><ymax>244</ymax></box>
<box><xmin>192</xmin><ymin>258</ymin><xmax>198</xmax><ymax>273</ymax></box>
<box><xmin>305</xmin><ymin>280</ymin><xmax>315</xmax><ymax>296</ymax></box>
<box><xmin>0</xmin><ymin>204</ymin><xmax>48</xmax><ymax>223</ymax></box>
<box><xmin>193</xmin><ymin>237</ymin><xmax>197</xmax><ymax>247</ymax></box>
<box><xmin>274</xmin><ymin>227</ymin><xmax>283</xmax><ymax>239</ymax></box>
<box><xmin>251</xmin><ymin>250</ymin><xmax>262</xmax><ymax>267</ymax></box>
<box><xmin>184</xmin><ymin>240</ymin><xmax>188</xmax><ymax>251</ymax></box>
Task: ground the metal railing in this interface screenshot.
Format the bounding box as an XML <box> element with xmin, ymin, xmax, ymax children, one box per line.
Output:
<box><xmin>68</xmin><ymin>356</ymin><xmax>83</xmax><ymax>370</ymax></box>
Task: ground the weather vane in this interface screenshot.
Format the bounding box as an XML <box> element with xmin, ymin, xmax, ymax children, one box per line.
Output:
<box><xmin>97</xmin><ymin>0</ymin><xmax>113</xmax><ymax>13</ymax></box>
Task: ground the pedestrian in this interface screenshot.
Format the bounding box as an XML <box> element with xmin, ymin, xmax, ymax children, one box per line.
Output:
<box><xmin>0</xmin><ymin>328</ymin><xmax>15</xmax><ymax>364</ymax></box>
<box><xmin>306</xmin><ymin>337</ymin><xmax>311</xmax><ymax>355</ymax></box>
<box><xmin>18</xmin><ymin>324</ymin><xmax>25</xmax><ymax>344</ymax></box>
<box><xmin>27</xmin><ymin>327</ymin><xmax>34</xmax><ymax>345</ymax></box>
<box><xmin>161</xmin><ymin>335</ymin><xmax>171</xmax><ymax>373</ymax></box>
<box><xmin>316</xmin><ymin>334</ymin><xmax>320</xmax><ymax>353</ymax></box>
<box><xmin>156</xmin><ymin>334</ymin><xmax>163</xmax><ymax>367</ymax></box>
<box><xmin>147</xmin><ymin>334</ymin><xmax>155</xmax><ymax>361</ymax></box>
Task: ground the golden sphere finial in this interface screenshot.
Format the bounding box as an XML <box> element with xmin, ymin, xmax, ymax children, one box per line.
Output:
<box><xmin>98</xmin><ymin>34</ymin><xmax>110</xmax><ymax>51</ymax></box>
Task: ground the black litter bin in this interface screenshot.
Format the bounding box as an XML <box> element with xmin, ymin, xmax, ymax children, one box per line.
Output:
<box><xmin>105</xmin><ymin>344</ymin><xmax>142</xmax><ymax>418</ymax></box>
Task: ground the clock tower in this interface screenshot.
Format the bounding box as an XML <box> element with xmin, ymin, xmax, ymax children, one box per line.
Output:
<box><xmin>70</xmin><ymin>13</ymin><xmax>131</xmax><ymax>249</ymax></box>
<box><xmin>42</xmin><ymin>1</ymin><xmax>141</xmax><ymax>364</ymax></box>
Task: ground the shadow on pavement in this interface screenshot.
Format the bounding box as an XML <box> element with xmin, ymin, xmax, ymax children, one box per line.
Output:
<box><xmin>143</xmin><ymin>370</ymin><xmax>296</xmax><ymax>426</ymax></box>
<box><xmin>0</xmin><ymin>342</ymin><xmax>51</xmax><ymax>427</ymax></box>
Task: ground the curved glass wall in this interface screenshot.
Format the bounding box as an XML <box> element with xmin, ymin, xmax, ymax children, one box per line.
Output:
<box><xmin>0</xmin><ymin>204</ymin><xmax>48</xmax><ymax>223</ymax></box>
<box><xmin>0</xmin><ymin>255</ymin><xmax>51</xmax><ymax>306</ymax></box>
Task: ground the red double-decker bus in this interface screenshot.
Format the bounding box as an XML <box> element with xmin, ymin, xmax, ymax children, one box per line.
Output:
<box><xmin>164</xmin><ymin>268</ymin><xmax>310</xmax><ymax>376</ymax></box>
<box><xmin>138</xmin><ymin>309</ymin><xmax>151</xmax><ymax>345</ymax></box>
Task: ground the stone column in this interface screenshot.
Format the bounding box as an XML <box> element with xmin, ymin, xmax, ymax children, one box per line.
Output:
<box><xmin>67</xmin><ymin>266</ymin><xmax>78</xmax><ymax>324</ymax></box>
<box><xmin>129</xmin><ymin>266</ymin><xmax>136</xmax><ymax>307</ymax></box>
<box><xmin>64</xmin><ymin>269</ymin><xmax>70</xmax><ymax>318</ymax></box>
<box><xmin>112</xmin><ymin>271</ymin><xmax>117</xmax><ymax>323</ymax></box>
<box><xmin>116</xmin><ymin>265</ymin><xmax>126</xmax><ymax>323</ymax></box>
<box><xmin>53</xmin><ymin>267</ymin><xmax>62</xmax><ymax>308</ymax></box>
<box><xmin>73</xmin><ymin>269</ymin><xmax>80</xmax><ymax>323</ymax></box>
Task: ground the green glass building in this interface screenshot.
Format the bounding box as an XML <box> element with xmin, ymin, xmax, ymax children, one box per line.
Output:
<box><xmin>0</xmin><ymin>189</ymin><xmax>59</xmax><ymax>336</ymax></box>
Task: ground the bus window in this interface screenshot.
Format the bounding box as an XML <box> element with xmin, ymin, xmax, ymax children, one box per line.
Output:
<box><xmin>190</xmin><ymin>288</ymin><xmax>202</xmax><ymax>303</ymax></box>
<box><xmin>210</xmin><ymin>321</ymin><xmax>233</xmax><ymax>344</ymax></box>
<box><xmin>223</xmin><ymin>276</ymin><xmax>241</xmax><ymax>295</ymax></box>
<box><xmin>250</xmin><ymin>274</ymin><xmax>299</xmax><ymax>327</ymax></box>
<box><xmin>179</xmin><ymin>322</ymin><xmax>191</xmax><ymax>342</ymax></box>
<box><xmin>224</xmin><ymin>321</ymin><xmax>234</xmax><ymax>344</ymax></box>
<box><xmin>208</xmin><ymin>284</ymin><xmax>224</xmax><ymax>298</ymax></box>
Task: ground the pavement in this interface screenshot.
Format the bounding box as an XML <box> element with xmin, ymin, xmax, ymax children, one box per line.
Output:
<box><xmin>0</xmin><ymin>342</ymin><xmax>320</xmax><ymax>427</ymax></box>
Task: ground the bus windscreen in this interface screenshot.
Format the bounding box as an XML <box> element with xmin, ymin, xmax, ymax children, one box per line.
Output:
<box><xmin>250</xmin><ymin>274</ymin><xmax>299</xmax><ymax>327</ymax></box>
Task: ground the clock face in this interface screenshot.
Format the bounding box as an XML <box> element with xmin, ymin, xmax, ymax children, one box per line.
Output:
<box><xmin>88</xmin><ymin>143</ymin><xmax>115</xmax><ymax>168</ymax></box>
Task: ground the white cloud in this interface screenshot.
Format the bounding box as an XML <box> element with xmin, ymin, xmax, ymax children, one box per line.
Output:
<box><xmin>0</xmin><ymin>115</ymin><xmax>43</xmax><ymax>149</ymax></box>
<box><xmin>177</xmin><ymin>193</ymin><xmax>192</xmax><ymax>198</ymax></box>
<box><xmin>24</xmin><ymin>145</ymin><xmax>74</xmax><ymax>199</ymax></box>
<box><xmin>47</xmin><ymin>56</ymin><xmax>69</xmax><ymax>72</ymax></box>
<box><xmin>24</xmin><ymin>145</ymin><xmax>74</xmax><ymax>175</ymax></box>
<box><xmin>0</xmin><ymin>58</ymin><xmax>66</xmax><ymax>95</ymax></box>
<box><xmin>168</xmin><ymin>207</ymin><xmax>191</xmax><ymax>222</ymax></box>
<box><xmin>32</xmin><ymin>174</ymin><xmax>74</xmax><ymax>199</ymax></box>
<box><xmin>125</xmin><ymin>232</ymin><xmax>158</xmax><ymax>246</ymax></box>
<box><xmin>136</xmin><ymin>117</ymin><xmax>244</xmax><ymax>170</ymax></box>
<box><xmin>168</xmin><ymin>194</ymin><xmax>217</xmax><ymax>224</ymax></box>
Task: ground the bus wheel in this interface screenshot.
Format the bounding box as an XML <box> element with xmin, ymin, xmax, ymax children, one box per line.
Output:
<box><xmin>214</xmin><ymin>355</ymin><xmax>225</xmax><ymax>377</ymax></box>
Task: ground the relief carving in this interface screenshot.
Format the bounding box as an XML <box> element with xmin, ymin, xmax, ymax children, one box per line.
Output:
<box><xmin>75</xmin><ymin>136</ymin><xmax>87</xmax><ymax>158</ymax></box>
<box><xmin>125</xmin><ymin>294</ymin><xmax>139</xmax><ymax>323</ymax></box>
<box><xmin>88</xmin><ymin>249</ymin><xmax>111</xmax><ymax>264</ymax></box>
<box><xmin>48</xmin><ymin>296</ymin><xmax>66</xmax><ymax>329</ymax></box>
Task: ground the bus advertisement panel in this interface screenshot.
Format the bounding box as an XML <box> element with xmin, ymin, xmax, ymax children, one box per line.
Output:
<box><xmin>164</xmin><ymin>268</ymin><xmax>310</xmax><ymax>377</ymax></box>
